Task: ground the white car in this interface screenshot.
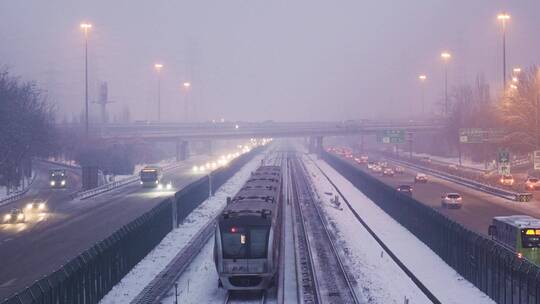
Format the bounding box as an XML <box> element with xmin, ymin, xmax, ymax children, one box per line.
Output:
<box><xmin>157</xmin><ymin>181</ymin><xmax>173</xmax><ymax>191</ymax></box>
<box><xmin>441</xmin><ymin>193</ymin><xmax>463</xmax><ymax>209</ymax></box>
<box><xmin>372</xmin><ymin>166</ymin><xmax>382</xmax><ymax>173</ymax></box>
<box><xmin>500</xmin><ymin>175</ymin><xmax>515</xmax><ymax>186</ymax></box>
<box><xmin>414</xmin><ymin>173</ymin><xmax>428</xmax><ymax>183</ymax></box>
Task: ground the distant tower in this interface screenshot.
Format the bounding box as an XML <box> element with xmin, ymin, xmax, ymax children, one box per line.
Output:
<box><xmin>93</xmin><ymin>82</ymin><xmax>113</xmax><ymax>123</ymax></box>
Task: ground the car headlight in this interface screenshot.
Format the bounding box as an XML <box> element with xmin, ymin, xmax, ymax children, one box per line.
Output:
<box><xmin>61</xmin><ymin>180</ymin><xmax>66</xmax><ymax>186</ymax></box>
<box><xmin>166</xmin><ymin>183</ymin><xmax>172</xmax><ymax>190</ymax></box>
<box><xmin>26</xmin><ymin>204</ymin><xmax>33</xmax><ymax>210</ymax></box>
<box><xmin>155</xmin><ymin>180</ymin><xmax>159</xmax><ymax>184</ymax></box>
<box><xmin>140</xmin><ymin>181</ymin><xmax>143</xmax><ymax>185</ymax></box>
<box><xmin>4</xmin><ymin>214</ymin><xmax>11</xmax><ymax>221</ymax></box>
<box><xmin>17</xmin><ymin>214</ymin><xmax>24</xmax><ymax>220</ymax></box>
<box><xmin>50</xmin><ymin>181</ymin><xmax>55</xmax><ymax>186</ymax></box>
<box><xmin>157</xmin><ymin>184</ymin><xmax>163</xmax><ymax>190</ymax></box>
<box><xmin>39</xmin><ymin>203</ymin><xmax>45</xmax><ymax>209</ymax></box>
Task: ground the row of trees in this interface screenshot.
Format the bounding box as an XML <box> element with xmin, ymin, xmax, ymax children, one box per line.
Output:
<box><xmin>432</xmin><ymin>66</ymin><xmax>540</xmax><ymax>161</ymax></box>
<box><xmin>0</xmin><ymin>69</ymin><xmax>57</xmax><ymax>191</ymax></box>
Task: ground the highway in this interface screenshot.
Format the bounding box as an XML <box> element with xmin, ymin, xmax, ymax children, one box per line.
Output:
<box><xmin>0</xmin><ymin>153</ymin><xmax>234</xmax><ymax>300</ymax></box>
<box><xmin>335</xmin><ymin>153</ymin><xmax>540</xmax><ymax>236</ymax></box>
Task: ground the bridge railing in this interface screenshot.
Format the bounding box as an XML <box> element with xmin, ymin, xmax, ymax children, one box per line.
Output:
<box><xmin>322</xmin><ymin>151</ymin><xmax>540</xmax><ymax>304</ymax></box>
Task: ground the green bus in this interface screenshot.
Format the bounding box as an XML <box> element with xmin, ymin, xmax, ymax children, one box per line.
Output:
<box><xmin>489</xmin><ymin>215</ymin><xmax>540</xmax><ymax>265</ymax></box>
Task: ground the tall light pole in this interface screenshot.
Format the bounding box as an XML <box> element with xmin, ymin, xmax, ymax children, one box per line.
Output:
<box><xmin>418</xmin><ymin>74</ymin><xmax>427</xmax><ymax>115</ymax></box>
<box><xmin>441</xmin><ymin>51</ymin><xmax>451</xmax><ymax>116</ymax></box>
<box><xmin>154</xmin><ymin>63</ymin><xmax>164</xmax><ymax>121</ymax></box>
<box><xmin>183</xmin><ymin>82</ymin><xmax>191</xmax><ymax>122</ymax></box>
<box><xmin>80</xmin><ymin>23</ymin><xmax>92</xmax><ymax>139</ymax></box>
<box><xmin>497</xmin><ymin>13</ymin><xmax>510</xmax><ymax>90</ymax></box>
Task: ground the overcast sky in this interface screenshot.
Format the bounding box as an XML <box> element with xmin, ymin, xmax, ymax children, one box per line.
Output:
<box><xmin>1</xmin><ymin>1</ymin><xmax>539</xmax><ymax>122</ymax></box>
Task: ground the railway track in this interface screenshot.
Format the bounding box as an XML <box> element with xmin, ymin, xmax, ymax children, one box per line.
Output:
<box><xmin>289</xmin><ymin>154</ymin><xmax>361</xmax><ymax>304</ymax></box>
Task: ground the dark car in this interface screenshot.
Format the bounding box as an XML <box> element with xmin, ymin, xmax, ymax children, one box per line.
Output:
<box><xmin>396</xmin><ymin>185</ymin><xmax>413</xmax><ymax>196</ymax></box>
<box><xmin>3</xmin><ymin>208</ymin><xmax>25</xmax><ymax>223</ymax></box>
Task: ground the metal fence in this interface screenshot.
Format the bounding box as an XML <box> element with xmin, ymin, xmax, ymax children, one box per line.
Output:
<box><xmin>322</xmin><ymin>151</ymin><xmax>540</xmax><ymax>304</ymax></box>
<box><xmin>2</xmin><ymin>148</ymin><xmax>262</xmax><ymax>304</ymax></box>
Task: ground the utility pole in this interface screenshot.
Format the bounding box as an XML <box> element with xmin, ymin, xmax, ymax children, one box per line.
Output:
<box><xmin>80</xmin><ymin>23</ymin><xmax>92</xmax><ymax>139</ymax></box>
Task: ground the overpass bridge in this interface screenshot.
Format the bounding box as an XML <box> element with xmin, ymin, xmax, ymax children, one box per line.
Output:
<box><xmin>61</xmin><ymin>120</ymin><xmax>444</xmax><ymax>160</ymax></box>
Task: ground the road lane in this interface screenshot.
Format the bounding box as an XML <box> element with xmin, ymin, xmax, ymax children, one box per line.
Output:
<box><xmin>0</xmin><ymin>153</ymin><xmax>236</xmax><ymax>299</ymax></box>
<box><xmin>337</xmin><ymin>154</ymin><xmax>540</xmax><ymax>236</ymax></box>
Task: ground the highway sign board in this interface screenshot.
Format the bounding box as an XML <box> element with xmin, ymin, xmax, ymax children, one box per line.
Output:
<box><xmin>498</xmin><ymin>150</ymin><xmax>510</xmax><ymax>175</ymax></box>
<box><xmin>459</xmin><ymin>128</ymin><xmax>506</xmax><ymax>144</ymax></box>
<box><xmin>534</xmin><ymin>150</ymin><xmax>540</xmax><ymax>170</ymax></box>
<box><xmin>377</xmin><ymin>130</ymin><xmax>405</xmax><ymax>144</ymax></box>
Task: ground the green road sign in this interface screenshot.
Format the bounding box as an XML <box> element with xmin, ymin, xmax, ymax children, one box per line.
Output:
<box><xmin>498</xmin><ymin>150</ymin><xmax>510</xmax><ymax>163</ymax></box>
<box><xmin>377</xmin><ymin>130</ymin><xmax>405</xmax><ymax>144</ymax></box>
<box><xmin>459</xmin><ymin>128</ymin><xmax>506</xmax><ymax>144</ymax></box>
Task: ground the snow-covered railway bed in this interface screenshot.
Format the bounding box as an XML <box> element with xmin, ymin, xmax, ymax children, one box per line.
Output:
<box><xmin>224</xmin><ymin>290</ymin><xmax>267</xmax><ymax>304</ymax></box>
<box><xmin>302</xmin><ymin>154</ymin><xmax>494</xmax><ymax>304</ymax></box>
<box><xmin>290</xmin><ymin>155</ymin><xmax>362</xmax><ymax>304</ymax></box>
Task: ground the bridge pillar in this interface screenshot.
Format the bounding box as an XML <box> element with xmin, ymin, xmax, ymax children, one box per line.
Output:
<box><xmin>176</xmin><ymin>140</ymin><xmax>189</xmax><ymax>161</ymax></box>
<box><xmin>307</xmin><ymin>136</ymin><xmax>324</xmax><ymax>154</ymax></box>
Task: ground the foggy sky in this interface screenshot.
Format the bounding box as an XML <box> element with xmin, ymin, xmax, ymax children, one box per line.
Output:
<box><xmin>1</xmin><ymin>1</ymin><xmax>539</xmax><ymax>122</ymax></box>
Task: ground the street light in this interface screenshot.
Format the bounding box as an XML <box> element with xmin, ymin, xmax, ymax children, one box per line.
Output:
<box><xmin>418</xmin><ymin>75</ymin><xmax>427</xmax><ymax>115</ymax></box>
<box><xmin>441</xmin><ymin>51</ymin><xmax>451</xmax><ymax>116</ymax></box>
<box><xmin>497</xmin><ymin>12</ymin><xmax>511</xmax><ymax>90</ymax></box>
<box><xmin>80</xmin><ymin>23</ymin><xmax>92</xmax><ymax>139</ymax></box>
<box><xmin>182</xmin><ymin>82</ymin><xmax>191</xmax><ymax>122</ymax></box>
<box><xmin>154</xmin><ymin>63</ymin><xmax>164</xmax><ymax>121</ymax></box>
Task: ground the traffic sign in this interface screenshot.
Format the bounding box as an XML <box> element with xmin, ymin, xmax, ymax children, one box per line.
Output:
<box><xmin>497</xmin><ymin>150</ymin><xmax>510</xmax><ymax>175</ymax></box>
<box><xmin>459</xmin><ymin>128</ymin><xmax>505</xmax><ymax>144</ymax></box>
<box><xmin>377</xmin><ymin>130</ymin><xmax>405</xmax><ymax>144</ymax></box>
<box><xmin>534</xmin><ymin>150</ymin><xmax>540</xmax><ymax>170</ymax></box>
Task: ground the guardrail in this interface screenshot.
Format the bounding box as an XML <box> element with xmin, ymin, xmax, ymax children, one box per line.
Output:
<box><xmin>384</xmin><ymin>156</ymin><xmax>532</xmax><ymax>202</ymax></box>
<box><xmin>0</xmin><ymin>173</ymin><xmax>38</xmax><ymax>207</ymax></box>
<box><xmin>1</xmin><ymin>146</ymin><xmax>263</xmax><ymax>304</ymax></box>
<box><xmin>322</xmin><ymin>151</ymin><xmax>540</xmax><ymax>304</ymax></box>
<box><xmin>74</xmin><ymin>161</ymin><xmax>186</xmax><ymax>200</ymax></box>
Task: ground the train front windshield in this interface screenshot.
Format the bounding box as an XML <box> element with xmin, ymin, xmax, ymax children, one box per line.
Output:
<box><xmin>221</xmin><ymin>226</ymin><xmax>269</xmax><ymax>259</ymax></box>
<box><xmin>521</xmin><ymin>229</ymin><xmax>540</xmax><ymax>248</ymax></box>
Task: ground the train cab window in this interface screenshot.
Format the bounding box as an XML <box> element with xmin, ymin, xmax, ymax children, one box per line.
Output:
<box><xmin>221</xmin><ymin>226</ymin><xmax>269</xmax><ymax>259</ymax></box>
<box><xmin>250</xmin><ymin>227</ymin><xmax>269</xmax><ymax>258</ymax></box>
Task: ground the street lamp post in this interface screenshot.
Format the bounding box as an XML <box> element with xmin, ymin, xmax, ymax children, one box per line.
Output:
<box><xmin>441</xmin><ymin>52</ymin><xmax>451</xmax><ymax>116</ymax></box>
<box><xmin>80</xmin><ymin>23</ymin><xmax>92</xmax><ymax>139</ymax></box>
<box><xmin>418</xmin><ymin>74</ymin><xmax>427</xmax><ymax>115</ymax></box>
<box><xmin>498</xmin><ymin>13</ymin><xmax>511</xmax><ymax>90</ymax></box>
<box><xmin>183</xmin><ymin>82</ymin><xmax>191</xmax><ymax>122</ymax></box>
<box><xmin>154</xmin><ymin>63</ymin><xmax>164</xmax><ymax>121</ymax></box>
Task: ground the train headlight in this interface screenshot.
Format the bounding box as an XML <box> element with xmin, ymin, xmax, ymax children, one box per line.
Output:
<box><xmin>39</xmin><ymin>203</ymin><xmax>45</xmax><ymax>210</ymax></box>
<box><xmin>61</xmin><ymin>180</ymin><xmax>66</xmax><ymax>186</ymax></box>
<box><xmin>140</xmin><ymin>181</ymin><xmax>143</xmax><ymax>185</ymax></box>
<box><xmin>157</xmin><ymin>184</ymin><xmax>163</xmax><ymax>190</ymax></box>
<box><xmin>155</xmin><ymin>180</ymin><xmax>159</xmax><ymax>184</ymax></box>
<box><xmin>17</xmin><ymin>214</ymin><xmax>24</xmax><ymax>220</ymax></box>
<box><xmin>166</xmin><ymin>183</ymin><xmax>172</xmax><ymax>190</ymax></box>
<box><xmin>50</xmin><ymin>181</ymin><xmax>55</xmax><ymax>186</ymax></box>
<box><xmin>26</xmin><ymin>204</ymin><xmax>33</xmax><ymax>210</ymax></box>
<box><xmin>193</xmin><ymin>166</ymin><xmax>198</xmax><ymax>172</ymax></box>
<box><xmin>4</xmin><ymin>214</ymin><xmax>11</xmax><ymax>221</ymax></box>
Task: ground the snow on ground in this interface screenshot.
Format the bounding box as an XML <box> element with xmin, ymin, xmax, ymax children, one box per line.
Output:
<box><xmin>303</xmin><ymin>154</ymin><xmax>494</xmax><ymax>304</ymax></box>
<box><xmin>411</xmin><ymin>152</ymin><xmax>492</xmax><ymax>171</ymax></box>
<box><xmin>99</xmin><ymin>152</ymin><xmax>265</xmax><ymax>304</ymax></box>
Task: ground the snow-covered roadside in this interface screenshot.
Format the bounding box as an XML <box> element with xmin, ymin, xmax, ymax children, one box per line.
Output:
<box><xmin>303</xmin><ymin>154</ymin><xmax>494</xmax><ymax>304</ymax></box>
<box><xmin>99</xmin><ymin>152</ymin><xmax>265</xmax><ymax>304</ymax></box>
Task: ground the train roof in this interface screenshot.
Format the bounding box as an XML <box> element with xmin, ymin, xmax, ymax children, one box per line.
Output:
<box><xmin>220</xmin><ymin>165</ymin><xmax>282</xmax><ymax>220</ymax></box>
<box><xmin>494</xmin><ymin>215</ymin><xmax>540</xmax><ymax>228</ymax></box>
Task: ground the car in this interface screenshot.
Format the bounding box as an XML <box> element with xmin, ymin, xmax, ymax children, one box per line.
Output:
<box><xmin>379</xmin><ymin>161</ymin><xmax>388</xmax><ymax>168</ymax></box>
<box><xmin>500</xmin><ymin>175</ymin><xmax>515</xmax><ymax>186</ymax></box>
<box><xmin>372</xmin><ymin>165</ymin><xmax>382</xmax><ymax>173</ymax></box>
<box><xmin>525</xmin><ymin>177</ymin><xmax>540</xmax><ymax>191</ymax></box>
<box><xmin>383</xmin><ymin>168</ymin><xmax>395</xmax><ymax>176</ymax></box>
<box><xmin>394</xmin><ymin>166</ymin><xmax>405</xmax><ymax>174</ymax></box>
<box><xmin>396</xmin><ymin>185</ymin><xmax>413</xmax><ymax>195</ymax></box>
<box><xmin>359</xmin><ymin>155</ymin><xmax>369</xmax><ymax>163</ymax></box>
<box><xmin>414</xmin><ymin>173</ymin><xmax>428</xmax><ymax>183</ymax></box>
<box><xmin>25</xmin><ymin>200</ymin><xmax>46</xmax><ymax>211</ymax></box>
<box><xmin>441</xmin><ymin>193</ymin><xmax>463</xmax><ymax>209</ymax></box>
<box><xmin>367</xmin><ymin>162</ymin><xmax>376</xmax><ymax>169</ymax></box>
<box><xmin>157</xmin><ymin>181</ymin><xmax>173</xmax><ymax>191</ymax></box>
<box><xmin>3</xmin><ymin>208</ymin><xmax>25</xmax><ymax>223</ymax></box>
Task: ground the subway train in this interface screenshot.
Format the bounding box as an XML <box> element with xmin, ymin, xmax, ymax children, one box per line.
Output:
<box><xmin>213</xmin><ymin>165</ymin><xmax>283</xmax><ymax>290</ymax></box>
